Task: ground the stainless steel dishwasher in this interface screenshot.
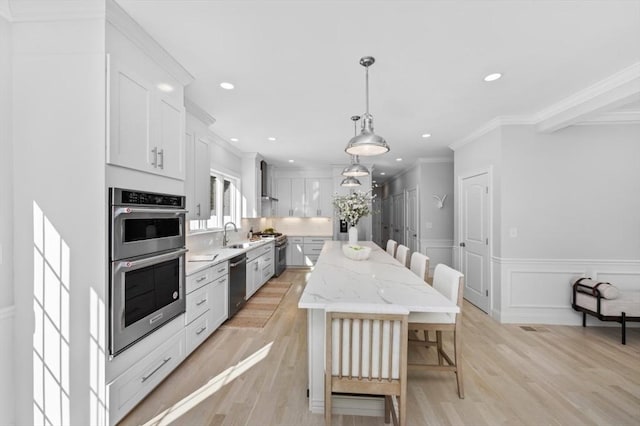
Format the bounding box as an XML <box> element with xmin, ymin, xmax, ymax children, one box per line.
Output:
<box><xmin>228</xmin><ymin>253</ymin><xmax>247</xmax><ymax>319</ymax></box>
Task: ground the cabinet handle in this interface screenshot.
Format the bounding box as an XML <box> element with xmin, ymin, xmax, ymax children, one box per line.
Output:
<box><xmin>141</xmin><ymin>357</ymin><xmax>172</xmax><ymax>383</ymax></box>
<box><xmin>151</xmin><ymin>147</ymin><xmax>158</xmax><ymax>168</ymax></box>
<box><xmin>217</xmin><ymin>267</ymin><xmax>226</xmax><ymax>273</ymax></box>
<box><xmin>196</xmin><ymin>298</ymin><xmax>208</xmax><ymax>306</ymax></box>
<box><xmin>196</xmin><ymin>276</ymin><xmax>207</xmax><ymax>283</ymax></box>
<box><xmin>218</xmin><ymin>277</ymin><xmax>226</xmax><ymax>284</ymax></box>
<box><xmin>196</xmin><ymin>203</ymin><xmax>201</xmax><ymax>217</ymax></box>
<box><xmin>195</xmin><ymin>326</ymin><xmax>207</xmax><ymax>335</ymax></box>
<box><xmin>158</xmin><ymin>149</ymin><xmax>164</xmax><ymax>169</ymax></box>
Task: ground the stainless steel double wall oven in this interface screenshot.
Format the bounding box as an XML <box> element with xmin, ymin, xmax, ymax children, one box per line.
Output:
<box><xmin>109</xmin><ymin>188</ymin><xmax>187</xmax><ymax>356</ymax></box>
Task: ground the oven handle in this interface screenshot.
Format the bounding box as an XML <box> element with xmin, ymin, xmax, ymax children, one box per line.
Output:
<box><xmin>114</xmin><ymin>207</ymin><xmax>188</xmax><ymax>217</ymax></box>
<box><xmin>116</xmin><ymin>248</ymin><xmax>188</xmax><ymax>270</ymax></box>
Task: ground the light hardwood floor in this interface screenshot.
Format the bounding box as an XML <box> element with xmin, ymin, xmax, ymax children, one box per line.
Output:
<box><xmin>119</xmin><ymin>268</ymin><xmax>640</xmax><ymax>426</ymax></box>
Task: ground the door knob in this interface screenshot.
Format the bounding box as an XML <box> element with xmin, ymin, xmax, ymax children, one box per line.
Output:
<box><xmin>459</xmin><ymin>242</ymin><xmax>466</xmax><ymax>247</ymax></box>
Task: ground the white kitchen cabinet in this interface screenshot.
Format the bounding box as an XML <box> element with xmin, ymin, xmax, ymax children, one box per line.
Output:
<box><xmin>246</xmin><ymin>242</ymin><xmax>275</xmax><ymax>298</ymax></box>
<box><xmin>286</xmin><ymin>236</ymin><xmax>305</xmax><ymax>266</ymax></box>
<box><xmin>108</xmin><ymin>328</ymin><xmax>185</xmax><ymax>425</ymax></box>
<box><xmin>305</xmin><ymin>178</ymin><xmax>333</xmax><ymax>217</ymax></box>
<box><xmin>275</xmin><ymin>177</ymin><xmax>305</xmax><ymax>217</ymax></box>
<box><xmin>107</xmin><ymin>57</ymin><xmax>185</xmax><ymax>180</ymax></box>
<box><xmin>303</xmin><ymin>236</ymin><xmax>331</xmax><ymax>266</ymax></box>
<box><xmin>185</xmin><ymin>129</ymin><xmax>211</xmax><ymax>220</ymax></box>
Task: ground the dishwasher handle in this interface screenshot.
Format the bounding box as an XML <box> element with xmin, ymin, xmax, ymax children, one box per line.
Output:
<box><xmin>230</xmin><ymin>257</ymin><xmax>247</xmax><ymax>268</ymax></box>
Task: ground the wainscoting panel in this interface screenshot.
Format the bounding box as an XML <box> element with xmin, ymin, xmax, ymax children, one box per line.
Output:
<box><xmin>0</xmin><ymin>305</ymin><xmax>15</xmax><ymax>426</ymax></box>
<box><xmin>495</xmin><ymin>258</ymin><xmax>640</xmax><ymax>325</ymax></box>
<box><xmin>420</xmin><ymin>239</ymin><xmax>454</xmax><ymax>277</ymax></box>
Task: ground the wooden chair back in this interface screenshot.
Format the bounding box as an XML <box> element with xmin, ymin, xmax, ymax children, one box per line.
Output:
<box><xmin>325</xmin><ymin>304</ymin><xmax>408</xmax><ymax>426</ymax></box>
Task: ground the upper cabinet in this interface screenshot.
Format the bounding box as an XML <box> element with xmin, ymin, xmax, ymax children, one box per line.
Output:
<box><xmin>185</xmin><ymin>103</ymin><xmax>214</xmax><ymax>220</ymax></box>
<box><xmin>274</xmin><ymin>175</ymin><xmax>333</xmax><ymax>217</ymax></box>
<box><xmin>106</xmin><ymin>7</ymin><xmax>193</xmax><ymax>181</ymax></box>
<box><xmin>305</xmin><ymin>178</ymin><xmax>333</xmax><ymax>217</ymax></box>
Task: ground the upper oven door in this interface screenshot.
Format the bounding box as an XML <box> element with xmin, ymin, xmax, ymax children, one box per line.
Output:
<box><xmin>111</xmin><ymin>207</ymin><xmax>186</xmax><ymax>260</ymax></box>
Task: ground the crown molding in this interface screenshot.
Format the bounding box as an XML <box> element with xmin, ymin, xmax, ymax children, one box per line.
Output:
<box><xmin>106</xmin><ymin>0</ymin><xmax>194</xmax><ymax>86</ymax></box>
<box><xmin>536</xmin><ymin>62</ymin><xmax>640</xmax><ymax>132</ymax></box>
<box><xmin>417</xmin><ymin>157</ymin><xmax>454</xmax><ymax>164</ymax></box>
<box><xmin>207</xmin><ymin>130</ymin><xmax>243</xmax><ymax>158</ymax></box>
<box><xmin>449</xmin><ymin>116</ymin><xmax>534</xmax><ymax>151</ymax></box>
<box><xmin>184</xmin><ymin>98</ymin><xmax>216</xmax><ymax>127</ymax></box>
<box><xmin>450</xmin><ymin>62</ymin><xmax>640</xmax><ymax>150</ymax></box>
<box><xmin>6</xmin><ymin>0</ymin><xmax>105</xmax><ymax>22</ymax></box>
<box><xmin>575</xmin><ymin>110</ymin><xmax>640</xmax><ymax>126</ymax></box>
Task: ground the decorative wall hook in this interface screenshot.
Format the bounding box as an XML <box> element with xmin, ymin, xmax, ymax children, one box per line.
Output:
<box><xmin>432</xmin><ymin>194</ymin><xmax>447</xmax><ymax>209</ymax></box>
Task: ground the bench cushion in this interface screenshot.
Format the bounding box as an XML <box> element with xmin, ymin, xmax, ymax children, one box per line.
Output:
<box><xmin>575</xmin><ymin>291</ymin><xmax>640</xmax><ymax>317</ymax></box>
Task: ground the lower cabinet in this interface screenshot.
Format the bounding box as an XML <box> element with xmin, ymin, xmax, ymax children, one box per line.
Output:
<box><xmin>108</xmin><ymin>329</ymin><xmax>186</xmax><ymax>424</ymax></box>
<box><xmin>286</xmin><ymin>237</ymin><xmax>304</xmax><ymax>266</ymax></box>
<box><xmin>287</xmin><ymin>236</ymin><xmax>331</xmax><ymax>266</ymax></box>
<box><xmin>246</xmin><ymin>242</ymin><xmax>275</xmax><ymax>299</ymax></box>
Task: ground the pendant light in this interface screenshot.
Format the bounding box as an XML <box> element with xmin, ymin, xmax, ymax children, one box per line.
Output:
<box><xmin>345</xmin><ymin>56</ymin><xmax>389</xmax><ymax>156</ymax></box>
<box><xmin>340</xmin><ymin>176</ymin><xmax>361</xmax><ymax>187</ymax></box>
<box><xmin>342</xmin><ymin>116</ymin><xmax>370</xmax><ymax>177</ymax></box>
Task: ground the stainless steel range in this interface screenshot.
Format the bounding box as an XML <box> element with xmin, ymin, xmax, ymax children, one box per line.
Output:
<box><xmin>255</xmin><ymin>232</ymin><xmax>287</xmax><ymax>277</ymax></box>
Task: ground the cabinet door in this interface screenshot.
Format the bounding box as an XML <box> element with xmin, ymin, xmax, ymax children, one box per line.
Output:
<box><xmin>291</xmin><ymin>178</ymin><xmax>305</xmax><ymax>217</ymax></box>
<box><xmin>156</xmin><ymin>94</ymin><xmax>185</xmax><ymax>180</ymax></box>
<box><xmin>304</xmin><ymin>179</ymin><xmax>320</xmax><ymax>217</ymax></box>
<box><xmin>290</xmin><ymin>239</ymin><xmax>305</xmax><ymax>266</ymax></box>
<box><xmin>246</xmin><ymin>258</ymin><xmax>259</xmax><ymax>299</ymax></box>
<box><xmin>275</xmin><ymin>177</ymin><xmax>292</xmax><ymax>216</ymax></box>
<box><xmin>209</xmin><ymin>275</ymin><xmax>229</xmax><ymax>329</ymax></box>
<box><xmin>194</xmin><ymin>136</ymin><xmax>210</xmax><ymax>218</ymax></box>
<box><xmin>185</xmin><ymin>130</ymin><xmax>197</xmax><ymax>219</ymax></box>
<box><xmin>108</xmin><ymin>59</ymin><xmax>153</xmax><ymax>172</ymax></box>
<box><xmin>318</xmin><ymin>178</ymin><xmax>334</xmax><ymax>217</ymax></box>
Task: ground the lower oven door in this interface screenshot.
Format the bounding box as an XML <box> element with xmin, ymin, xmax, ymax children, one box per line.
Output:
<box><xmin>110</xmin><ymin>248</ymin><xmax>187</xmax><ymax>356</ymax></box>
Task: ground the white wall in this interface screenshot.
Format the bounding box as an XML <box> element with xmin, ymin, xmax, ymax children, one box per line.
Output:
<box><xmin>454</xmin><ymin>123</ymin><xmax>640</xmax><ymax>324</ymax></box>
<box><xmin>0</xmin><ymin>14</ymin><xmax>15</xmax><ymax>425</ymax></box>
<box><xmin>12</xmin><ymin>16</ymin><xmax>107</xmax><ymax>426</ymax></box>
<box><xmin>501</xmin><ymin>124</ymin><xmax>640</xmax><ymax>259</ymax></box>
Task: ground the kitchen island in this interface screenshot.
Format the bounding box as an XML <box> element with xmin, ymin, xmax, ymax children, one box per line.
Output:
<box><xmin>298</xmin><ymin>240</ymin><xmax>459</xmax><ymax>416</ymax></box>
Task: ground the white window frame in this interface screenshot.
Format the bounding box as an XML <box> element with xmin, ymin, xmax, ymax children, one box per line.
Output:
<box><xmin>189</xmin><ymin>169</ymin><xmax>241</xmax><ymax>231</ymax></box>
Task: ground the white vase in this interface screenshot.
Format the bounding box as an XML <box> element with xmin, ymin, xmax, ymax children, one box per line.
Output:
<box><xmin>348</xmin><ymin>226</ymin><xmax>358</xmax><ymax>246</ymax></box>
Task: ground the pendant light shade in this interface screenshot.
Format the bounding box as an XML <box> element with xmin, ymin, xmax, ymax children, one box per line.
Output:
<box><xmin>345</xmin><ymin>56</ymin><xmax>389</xmax><ymax>156</ymax></box>
<box><xmin>340</xmin><ymin>176</ymin><xmax>362</xmax><ymax>187</ymax></box>
<box><xmin>342</xmin><ymin>116</ymin><xmax>370</xmax><ymax>177</ymax></box>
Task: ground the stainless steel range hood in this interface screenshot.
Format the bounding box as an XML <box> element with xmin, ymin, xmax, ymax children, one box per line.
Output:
<box><xmin>260</xmin><ymin>160</ymin><xmax>278</xmax><ymax>201</ymax></box>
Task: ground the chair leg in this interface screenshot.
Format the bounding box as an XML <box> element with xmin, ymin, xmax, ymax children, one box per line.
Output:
<box><xmin>325</xmin><ymin>373</ymin><xmax>332</xmax><ymax>426</ymax></box>
<box><xmin>384</xmin><ymin>395</ymin><xmax>391</xmax><ymax>423</ymax></box>
<box><xmin>436</xmin><ymin>330</ymin><xmax>444</xmax><ymax>365</ymax></box>
<box><xmin>454</xmin><ymin>328</ymin><xmax>464</xmax><ymax>399</ymax></box>
<box><xmin>582</xmin><ymin>312</ymin><xmax>586</xmax><ymax>327</ymax></box>
<box><xmin>622</xmin><ymin>312</ymin><xmax>626</xmax><ymax>345</ymax></box>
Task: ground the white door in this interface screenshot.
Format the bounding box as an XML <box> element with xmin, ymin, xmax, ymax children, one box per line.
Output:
<box><xmin>460</xmin><ymin>172</ymin><xmax>490</xmax><ymax>312</ymax></box>
<box><xmin>382</xmin><ymin>197</ymin><xmax>391</xmax><ymax>247</ymax></box>
<box><xmin>392</xmin><ymin>193</ymin><xmax>405</xmax><ymax>246</ymax></box>
<box><xmin>405</xmin><ymin>187</ymin><xmax>418</xmax><ymax>253</ymax></box>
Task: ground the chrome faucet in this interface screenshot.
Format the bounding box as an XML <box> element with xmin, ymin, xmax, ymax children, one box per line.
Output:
<box><xmin>223</xmin><ymin>221</ymin><xmax>238</xmax><ymax>247</ymax></box>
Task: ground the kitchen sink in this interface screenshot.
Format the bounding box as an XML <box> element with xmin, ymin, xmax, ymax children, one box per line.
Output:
<box><xmin>226</xmin><ymin>243</ymin><xmax>252</xmax><ymax>249</ymax></box>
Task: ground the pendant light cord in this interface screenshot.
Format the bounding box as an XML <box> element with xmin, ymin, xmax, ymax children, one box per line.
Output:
<box><xmin>365</xmin><ymin>65</ymin><xmax>370</xmax><ymax>116</ymax></box>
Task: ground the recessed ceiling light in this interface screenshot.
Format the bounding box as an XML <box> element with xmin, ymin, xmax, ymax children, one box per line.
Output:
<box><xmin>157</xmin><ymin>83</ymin><xmax>174</xmax><ymax>92</ymax></box>
<box><xmin>380</xmin><ymin>172</ymin><xmax>386</xmax><ymax>176</ymax></box>
<box><xmin>288</xmin><ymin>159</ymin><xmax>294</xmax><ymax>163</ymax></box>
<box><xmin>483</xmin><ymin>73</ymin><xmax>502</xmax><ymax>82</ymax></box>
<box><xmin>230</xmin><ymin>138</ymin><xmax>239</xmax><ymax>142</ymax></box>
<box><xmin>421</xmin><ymin>133</ymin><xmax>431</xmax><ymax>138</ymax></box>
<box><xmin>268</xmin><ymin>137</ymin><xmax>276</xmax><ymax>141</ymax></box>
<box><xmin>220</xmin><ymin>82</ymin><xmax>235</xmax><ymax>90</ymax></box>
<box><xmin>396</xmin><ymin>158</ymin><xmax>403</xmax><ymax>162</ymax></box>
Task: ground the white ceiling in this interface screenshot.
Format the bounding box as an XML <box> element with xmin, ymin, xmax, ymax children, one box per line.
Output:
<box><xmin>116</xmin><ymin>0</ymin><xmax>640</xmax><ymax>181</ymax></box>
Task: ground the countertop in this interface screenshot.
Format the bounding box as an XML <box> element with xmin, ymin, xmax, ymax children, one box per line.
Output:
<box><xmin>185</xmin><ymin>238</ymin><xmax>275</xmax><ymax>276</ymax></box>
<box><xmin>298</xmin><ymin>241</ymin><xmax>459</xmax><ymax>313</ymax></box>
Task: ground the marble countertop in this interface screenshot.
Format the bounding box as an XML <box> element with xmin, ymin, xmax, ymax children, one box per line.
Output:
<box><xmin>185</xmin><ymin>238</ymin><xmax>274</xmax><ymax>276</ymax></box>
<box><xmin>298</xmin><ymin>241</ymin><xmax>459</xmax><ymax>313</ymax></box>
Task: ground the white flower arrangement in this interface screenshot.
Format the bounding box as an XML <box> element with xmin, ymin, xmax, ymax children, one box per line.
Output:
<box><xmin>333</xmin><ymin>190</ymin><xmax>374</xmax><ymax>227</ymax></box>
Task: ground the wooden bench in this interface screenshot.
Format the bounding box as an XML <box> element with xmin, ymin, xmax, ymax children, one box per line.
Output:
<box><xmin>572</xmin><ymin>278</ymin><xmax>640</xmax><ymax>344</ymax></box>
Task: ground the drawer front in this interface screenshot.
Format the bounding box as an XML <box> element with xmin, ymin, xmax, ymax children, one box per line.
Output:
<box><xmin>247</xmin><ymin>247</ymin><xmax>261</xmax><ymax>262</ymax></box>
<box><xmin>186</xmin><ymin>311</ymin><xmax>212</xmax><ymax>354</ymax></box>
<box><xmin>303</xmin><ymin>236</ymin><xmax>331</xmax><ymax>244</ymax></box>
<box><xmin>185</xmin><ymin>283</ymin><xmax>212</xmax><ymax>325</ymax></box>
<box><xmin>186</xmin><ymin>265</ymin><xmax>214</xmax><ymax>294</ymax></box>
<box><xmin>209</xmin><ymin>276</ymin><xmax>229</xmax><ymax>329</ymax></box>
<box><xmin>289</xmin><ymin>236</ymin><xmax>304</xmax><ymax>244</ymax></box>
<box><xmin>303</xmin><ymin>244</ymin><xmax>324</xmax><ymax>255</ymax></box>
<box><xmin>210</xmin><ymin>261</ymin><xmax>228</xmax><ymax>281</ymax></box>
<box><xmin>260</xmin><ymin>243</ymin><xmax>273</xmax><ymax>256</ymax></box>
<box><xmin>262</xmin><ymin>262</ymin><xmax>274</xmax><ymax>280</ymax></box>
<box><xmin>108</xmin><ymin>329</ymin><xmax>185</xmax><ymax>425</ymax></box>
